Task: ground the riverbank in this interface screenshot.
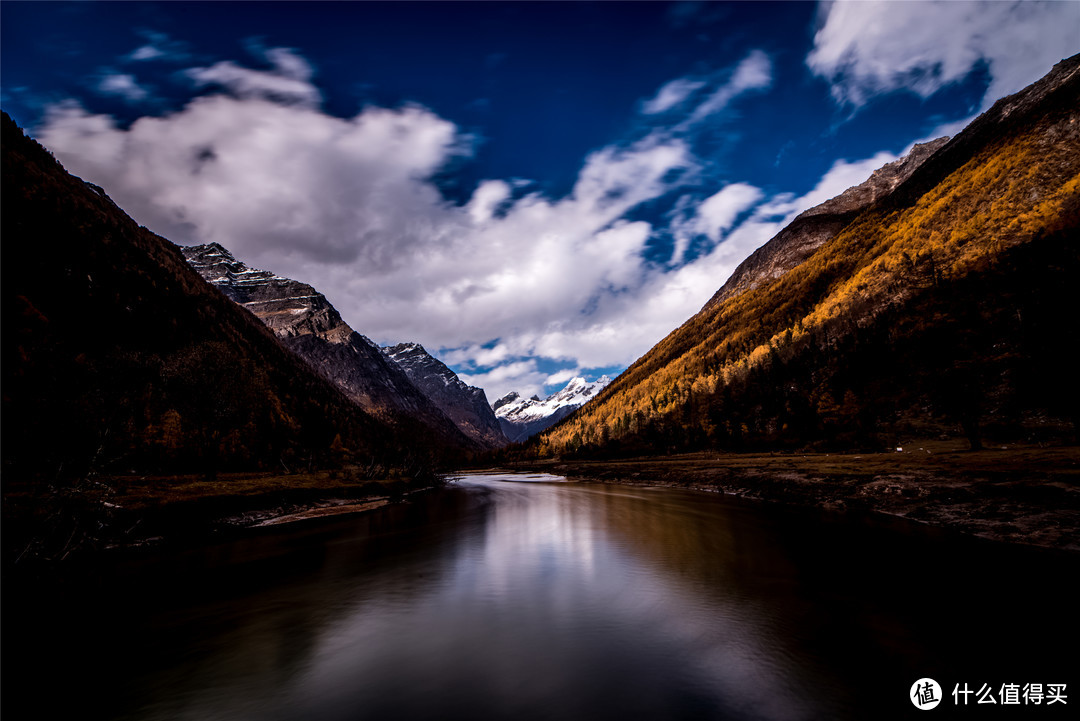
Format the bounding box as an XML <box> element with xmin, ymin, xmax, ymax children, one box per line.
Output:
<box><xmin>2</xmin><ymin>469</ymin><xmax>439</xmax><ymax>569</ymax></box>
<box><xmin>501</xmin><ymin>440</ymin><xmax>1080</xmax><ymax>552</ymax></box>
<box><xmin>8</xmin><ymin>441</ymin><xmax>1076</xmax><ymax>568</ymax></box>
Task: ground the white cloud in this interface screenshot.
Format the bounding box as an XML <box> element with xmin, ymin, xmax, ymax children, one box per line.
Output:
<box><xmin>36</xmin><ymin>93</ymin><xmax>693</xmax><ymax>375</ymax></box>
<box><xmin>694</xmin><ymin>183</ymin><xmax>764</xmax><ymax>242</ymax></box>
<box><xmin>127</xmin><ymin>30</ymin><xmax>189</xmax><ymax>63</ymax></box>
<box><xmin>97</xmin><ymin>74</ymin><xmax>148</xmax><ymax>103</ymax></box>
<box><xmin>39</xmin><ymin>97</ymin><xmax>462</xmax><ymax>266</ymax></box>
<box><xmin>808</xmin><ymin>0</ymin><xmax>1080</xmax><ymax>108</ymax></box>
<box><xmin>458</xmin><ymin>361</ymin><xmax>550</xmax><ymax>402</ymax></box>
<box><xmin>131</xmin><ymin>46</ymin><xmax>165</xmax><ymax>62</ymax></box>
<box><xmin>467</xmin><ymin>179</ymin><xmax>512</xmax><ymax>224</ymax></box>
<box><xmin>572</xmin><ymin>133</ymin><xmax>694</xmax><ymax>211</ymax></box>
<box><xmin>442</xmin><ymin>343</ymin><xmax>514</xmax><ymax>369</ymax></box>
<box><xmin>35</xmin><ymin>49</ymin><xmax>846</xmax><ymax>402</ymax></box>
<box><xmin>641</xmin><ymin>78</ymin><xmax>705</xmax><ymax>114</ymax></box>
<box><xmin>658</xmin><ymin>145</ymin><xmax>912</xmax><ymax>310</ymax></box>
<box><xmin>543</xmin><ymin>368</ymin><xmax>582</xmax><ymax>387</ymax></box>
<box><xmin>774</xmin><ymin>151</ymin><xmax>898</xmax><ymax>218</ymax></box>
<box><xmin>668</xmin><ymin>182</ymin><xmax>764</xmax><ymax>264</ymax></box>
<box><xmin>490</xmin><ymin>206</ymin><xmax>785</xmax><ymax>373</ymax></box>
<box><xmin>680</xmin><ymin>50</ymin><xmax>772</xmax><ymax>128</ymax></box>
<box><xmin>263</xmin><ymin>47</ymin><xmax>314</xmax><ymax>82</ymax></box>
<box><xmin>187</xmin><ymin>47</ymin><xmax>321</xmax><ymax>106</ymax></box>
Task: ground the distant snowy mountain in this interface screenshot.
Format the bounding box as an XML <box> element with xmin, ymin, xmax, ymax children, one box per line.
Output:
<box><xmin>383</xmin><ymin>343</ymin><xmax>507</xmax><ymax>449</ymax></box>
<box><xmin>494</xmin><ymin>376</ymin><xmax>611</xmax><ymax>443</ymax></box>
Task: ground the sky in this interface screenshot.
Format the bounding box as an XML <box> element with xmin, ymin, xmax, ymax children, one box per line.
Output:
<box><xmin>3</xmin><ymin>1</ymin><xmax>1077</xmax><ymax>402</ymax></box>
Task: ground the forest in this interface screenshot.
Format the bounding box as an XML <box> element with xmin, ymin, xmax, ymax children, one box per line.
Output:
<box><xmin>532</xmin><ymin>76</ymin><xmax>1080</xmax><ymax>459</ymax></box>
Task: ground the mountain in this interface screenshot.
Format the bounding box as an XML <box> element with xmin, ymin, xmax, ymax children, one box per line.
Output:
<box><xmin>534</xmin><ymin>54</ymin><xmax>1080</xmax><ymax>458</ymax></box>
<box><xmin>182</xmin><ymin>243</ymin><xmax>479</xmax><ymax>452</ymax></box>
<box><xmin>382</xmin><ymin>343</ymin><xmax>507</xmax><ymax>449</ymax></box>
<box><xmin>706</xmin><ymin>136</ymin><xmax>950</xmax><ymax>309</ymax></box>
<box><xmin>495</xmin><ymin>376</ymin><xmax>611</xmax><ymax>443</ymax></box>
<box><xmin>0</xmin><ymin>112</ymin><xmax>432</xmax><ymax>483</ymax></box>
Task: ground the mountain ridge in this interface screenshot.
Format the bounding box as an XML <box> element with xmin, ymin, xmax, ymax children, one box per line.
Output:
<box><xmin>533</xmin><ymin>54</ymin><xmax>1080</xmax><ymax>458</ymax></box>
<box><xmin>383</xmin><ymin>342</ymin><xmax>508</xmax><ymax>449</ymax></box>
<box><xmin>705</xmin><ymin>136</ymin><xmax>950</xmax><ymax>309</ymax></box>
<box><xmin>0</xmin><ymin>111</ymin><xmax>440</xmax><ymax>484</ymax></box>
<box><xmin>495</xmin><ymin>376</ymin><xmax>611</xmax><ymax>443</ymax></box>
<box><xmin>182</xmin><ymin>243</ymin><xmax>480</xmax><ymax>452</ymax></box>
<box><xmin>702</xmin><ymin>54</ymin><xmax>1080</xmax><ymax>317</ymax></box>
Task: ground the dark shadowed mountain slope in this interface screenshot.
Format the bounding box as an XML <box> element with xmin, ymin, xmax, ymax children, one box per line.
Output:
<box><xmin>535</xmin><ymin>55</ymin><xmax>1080</xmax><ymax>458</ymax></box>
<box><xmin>0</xmin><ymin>112</ymin><xmax>449</xmax><ymax>484</ymax></box>
<box><xmin>182</xmin><ymin>244</ymin><xmax>478</xmax><ymax>452</ymax></box>
<box><xmin>383</xmin><ymin>343</ymin><xmax>507</xmax><ymax>449</ymax></box>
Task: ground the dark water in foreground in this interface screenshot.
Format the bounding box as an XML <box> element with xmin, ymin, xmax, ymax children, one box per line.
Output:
<box><xmin>6</xmin><ymin>472</ymin><xmax>1077</xmax><ymax>720</ymax></box>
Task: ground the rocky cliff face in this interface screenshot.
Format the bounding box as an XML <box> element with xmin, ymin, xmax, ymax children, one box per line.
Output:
<box><xmin>495</xmin><ymin>376</ymin><xmax>611</xmax><ymax>443</ymax></box>
<box><xmin>183</xmin><ymin>243</ymin><xmax>350</xmax><ymax>341</ymax></box>
<box><xmin>182</xmin><ymin>243</ymin><xmax>476</xmax><ymax>449</ymax></box>
<box><xmin>383</xmin><ymin>343</ymin><xmax>507</xmax><ymax>449</ymax></box>
<box><xmin>804</xmin><ymin>138</ymin><xmax>951</xmax><ymax>218</ymax></box>
<box><xmin>705</xmin><ymin>136</ymin><xmax>950</xmax><ymax>309</ymax></box>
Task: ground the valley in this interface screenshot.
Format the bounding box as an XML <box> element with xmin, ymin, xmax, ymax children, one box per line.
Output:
<box><xmin>3</xmin><ymin>5</ymin><xmax>1079</xmax><ymax>719</ymax></box>
<box><xmin>5</xmin><ymin>55</ymin><xmax>1079</xmax><ymax>566</ymax></box>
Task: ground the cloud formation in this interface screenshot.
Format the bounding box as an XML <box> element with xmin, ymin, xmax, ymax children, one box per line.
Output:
<box><xmin>693</xmin><ymin>183</ymin><xmax>765</xmax><ymax>243</ymax></box>
<box><xmin>760</xmin><ymin>150</ymin><xmax>899</xmax><ymax>221</ymax></box>
<box><xmin>127</xmin><ymin>30</ymin><xmax>190</xmax><ymax>64</ymax></box>
<box><xmin>667</xmin><ymin>182</ymin><xmax>764</xmax><ymax>265</ymax></box>
<box><xmin>641</xmin><ymin>78</ymin><xmax>706</xmax><ymax>115</ymax></box>
<box><xmin>37</xmin><ymin>46</ymin><xmax>903</xmax><ymax>400</ymax></box>
<box><xmin>808</xmin><ymin>0</ymin><xmax>1080</xmax><ymax>108</ymax></box>
<box><xmin>97</xmin><ymin>73</ymin><xmax>149</xmax><ymax>103</ymax></box>
<box><xmin>679</xmin><ymin>50</ymin><xmax>772</xmax><ymax>128</ymax></box>
<box><xmin>187</xmin><ymin>47</ymin><xmax>322</xmax><ymax>106</ymax></box>
<box><xmin>131</xmin><ymin>46</ymin><xmax>165</xmax><ymax>62</ymax></box>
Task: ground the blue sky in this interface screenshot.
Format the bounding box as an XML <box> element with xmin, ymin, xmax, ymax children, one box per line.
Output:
<box><xmin>3</xmin><ymin>1</ymin><xmax>1077</xmax><ymax>401</ymax></box>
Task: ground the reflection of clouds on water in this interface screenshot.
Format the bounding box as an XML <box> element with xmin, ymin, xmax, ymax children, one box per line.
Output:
<box><xmin>120</xmin><ymin>472</ymin><xmax>1078</xmax><ymax>721</ymax></box>
<box><xmin>27</xmin><ymin>472</ymin><xmax>1080</xmax><ymax>721</ymax></box>
<box><xmin>281</xmin><ymin>475</ymin><xmax>825</xmax><ymax>721</ymax></box>
<box><xmin>465</xmin><ymin>477</ymin><xmax>598</xmax><ymax>601</ymax></box>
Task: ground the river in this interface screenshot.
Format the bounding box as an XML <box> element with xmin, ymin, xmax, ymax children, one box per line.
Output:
<box><xmin>6</xmin><ymin>472</ymin><xmax>1077</xmax><ymax>719</ymax></box>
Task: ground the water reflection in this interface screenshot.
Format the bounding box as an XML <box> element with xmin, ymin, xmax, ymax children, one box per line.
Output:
<box><xmin>280</xmin><ymin>474</ymin><xmax>810</xmax><ymax>720</ymax></box>
<box><xmin>9</xmin><ymin>473</ymin><xmax>1077</xmax><ymax>721</ymax></box>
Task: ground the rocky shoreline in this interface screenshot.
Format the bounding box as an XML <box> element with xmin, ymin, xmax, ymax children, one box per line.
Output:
<box><xmin>2</xmin><ymin>470</ymin><xmax>441</xmax><ymax>571</ymax></box>
<box><xmin>7</xmin><ymin>443</ymin><xmax>1076</xmax><ymax>573</ymax></box>
<box><xmin>503</xmin><ymin>442</ymin><xmax>1080</xmax><ymax>553</ymax></box>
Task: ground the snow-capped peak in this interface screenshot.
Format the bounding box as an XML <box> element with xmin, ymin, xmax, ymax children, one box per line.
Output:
<box><xmin>492</xmin><ymin>374</ymin><xmax>612</xmax><ymax>442</ymax></box>
<box><xmin>567</xmin><ymin>376</ymin><xmax>586</xmax><ymax>388</ymax></box>
<box><xmin>493</xmin><ymin>375</ymin><xmax>611</xmax><ymax>422</ymax></box>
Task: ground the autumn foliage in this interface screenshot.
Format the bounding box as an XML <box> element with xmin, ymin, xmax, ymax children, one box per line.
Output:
<box><xmin>533</xmin><ymin>61</ymin><xmax>1080</xmax><ymax>458</ymax></box>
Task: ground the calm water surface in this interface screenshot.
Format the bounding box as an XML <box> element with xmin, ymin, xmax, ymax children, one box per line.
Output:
<box><xmin>8</xmin><ymin>472</ymin><xmax>1077</xmax><ymax>720</ymax></box>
